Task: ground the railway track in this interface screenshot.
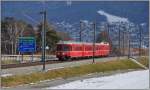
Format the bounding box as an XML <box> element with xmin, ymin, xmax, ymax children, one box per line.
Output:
<box><xmin>1</xmin><ymin>56</ymin><xmax>128</xmax><ymax>76</ymax></box>
<box><xmin>1</xmin><ymin>58</ymin><xmax>94</xmax><ymax>69</ymax></box>
<box><xmin>2</xmin><ymin>60</ymin><xmax>63</xmax><ymax>69</ymax></box>
<box><xmin>1</xmin><ymin>55</ymin><xmax>122</xmax><ymax>69</ymax></box>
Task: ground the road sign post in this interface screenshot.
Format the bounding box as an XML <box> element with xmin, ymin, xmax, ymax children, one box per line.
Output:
<box><xmin>32</xmin><ymin>53</ymin><xmax>34</xmax><ymax>62</ymax></box>
<box><xmin>21</xmin><ymin>54</ymin><xmax>23</xmax><ymax>62</ymax></box>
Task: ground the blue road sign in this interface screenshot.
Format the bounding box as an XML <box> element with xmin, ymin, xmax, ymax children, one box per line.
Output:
<box><xmin>18</xmin><ymin>37</ymin><xmax>36</xmax><ymax>53</ymax></box>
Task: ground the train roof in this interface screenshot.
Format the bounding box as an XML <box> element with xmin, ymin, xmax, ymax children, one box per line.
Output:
<box><xmin>57</xmin><ymin>41</ymin><xmax>109</xmax><ymax>45</ymax></box>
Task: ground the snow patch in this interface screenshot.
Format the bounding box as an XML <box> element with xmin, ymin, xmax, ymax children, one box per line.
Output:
<box><xmin>46</xmin><ymin>67</ymin><xmax>65</xmax><ymax>72</ymax></box>
<box><xmin>1</xmin><ymin>74</ymin><xmax>13</xmax><ymax>77</ymax></box>
<box><xmin>46</xmin><ymin>70</ymin><xmax>149</xmax><ymax>89</ymax></box>
<box><xmin>97</xmin><ymin>10</ymin><xmax>129</xmax><ymax>23</ymax></box>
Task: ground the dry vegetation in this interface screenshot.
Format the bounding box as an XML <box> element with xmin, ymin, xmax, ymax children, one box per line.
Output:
<box><xmin>1</xmin><ymin>60</ymin><xmax>20</xmax><ymax>65</ymax></box>
<box><xmin>2</xmin><ymin>58</ymin><xmax>149</xmax><ymax>87</ymax></box>
<box><xmin>137</xmin><ymin>56</ymin><xmax>149</xmax><ymax>67</ymax></box>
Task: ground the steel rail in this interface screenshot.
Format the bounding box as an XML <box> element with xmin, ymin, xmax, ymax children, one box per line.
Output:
<box><xmin>2</xmin><ymin>55</ymin><xmax>126</xmax><ymax>69</ymax></box>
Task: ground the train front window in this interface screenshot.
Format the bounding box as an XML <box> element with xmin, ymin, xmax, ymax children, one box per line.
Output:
<box><xmin>57</xmin><ymin>45</ymin><xmax>62</xmax><ymax>51</ymax></box>
<box><xmin>57</xmin><ymin>45</ymin><xmax>70</xmax><ymax>51</ymax></box>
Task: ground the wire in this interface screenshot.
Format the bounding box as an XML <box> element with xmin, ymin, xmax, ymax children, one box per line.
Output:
<box><xmin>22</xmin><ymin>12</ymin><xmax>40</xmax><ymax>25</ymax></box>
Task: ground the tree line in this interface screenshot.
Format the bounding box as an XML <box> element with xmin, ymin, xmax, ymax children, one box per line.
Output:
<box><xmin>1</xmin><ymin>17</ymin><xmax>71</xmax><ymax>54</ymax></box>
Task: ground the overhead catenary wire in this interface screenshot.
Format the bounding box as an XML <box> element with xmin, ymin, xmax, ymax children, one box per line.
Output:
<box><xmin>22</xmin><ymin>12</ymin><xmax>40</xmax><ymax>25</ymax></box>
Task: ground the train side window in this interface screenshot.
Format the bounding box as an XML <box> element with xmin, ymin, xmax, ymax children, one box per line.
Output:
<box><xmin>85</xmin><ymin>46</ymin><xmax>88</xmax><ymax>51</ymax></box>
<box><xmin>85</xmin><ymin>45</ymin><xmax>93</xmax><ymax>51</ymax></box>
<box><xmin>90</xmin><ymin>46</ymin><xmax>92</xmax><ymax>51</ymax></box>
<box><xmin>75</xmin><ymin>46</ymin><xmax>81</xmax><ymax>51</ymax></box>
<box><xmin>70</xmin><ymin>46</ymin><xmax>72</xmax><ymax>51</ymax></box>
<box><xmin>96</xmin><ymin>46</ymin><xmax>99</xmax><ymax>50</ymax></box>
<box><xmin>63</xmin><ymin>45</ymin><xmax>70</xmax><ymax>51</ymax></box>
<box><xmin>86</xmin><ymin>46</ymin><xmax>92</xmax><ymax>51</ymax></box>
<box><xmin>73</xmin><ymin>46</ymin><xmax>77</xmax><ymax>51</ymax></box>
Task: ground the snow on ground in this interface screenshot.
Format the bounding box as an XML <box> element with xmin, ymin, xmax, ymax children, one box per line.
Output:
<box><xmin>97</xmin><ymin>10</ymin><xmax>129</xmax><ymax>23</ymax></box>
<box><xmin>1</xmin><ymin>73</ymin><xmax>13</xmax><ymax>77</ymax></box>
<box><xmin>46</xmin><ymin>70</ymin><xmax>149</xmax><ymax>89</ymax></box>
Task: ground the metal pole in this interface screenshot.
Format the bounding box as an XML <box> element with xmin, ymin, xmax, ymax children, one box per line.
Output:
<box><xmin>123</xmin><ymin>31</ymin><xmax>125</xmax><ymax>56</ymax></box>
<box><xmin>139</xmin><ymin>25</ymin><xmax>142</xmax><ymax>56</ymax></box>
<box><xmin>21</xmin><ymin>53</ymin><xmax>23</xmax><ymax>62</ymax></box>
<box><xmin>107</xmin><ymin>23</ymin><xmax>109</xmax><ymax>36</ymax></box>
<box><xmin>32</xmin><ymin>52</ymin><xmax>33</xmax><ymax>62</ymax></box>
<box><xmin>107</xmin><ymin>23</ymin><xmax>112</xmax><ymax>55</ymax></box>
<box><xmin>79</xmin><ymin>20</ymin><xmax>82</xmax><ymax>42</ymax></box>
<box><xmin>118</xmin><ymin>25</ymin><xmax>121</xmax><ymax>57</ymax></box>
<box><xmin>128</xmin><ymin>30</ymin><xmax>130</xmax><ymax>58</ymax></box>
<box><xmin>40</xmin><ymin>11</ymin><xmax>46</xmax><ymax>70</ymax></box>
<box><xmin>93</xmin><ymin>22</ymin><xmax>96</xmax><ymax>63</ymax></box>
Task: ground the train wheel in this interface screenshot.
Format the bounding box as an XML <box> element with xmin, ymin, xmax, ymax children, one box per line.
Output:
<box><xmin>64</xmin><ymin>57</ymin><xmax>70</xmax><ymax>61</ymax></box>
<box><xmin>58</xmin><ymin>58</ymin><xmax>64</xmax><ymax>61</ymax></box>
<box><xmin>67</xmin><ymin>57</ymin><xmax>72</xmax><ymax>61</ymax></box>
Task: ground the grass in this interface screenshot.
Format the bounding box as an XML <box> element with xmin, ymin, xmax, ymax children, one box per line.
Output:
<box><xmin>137</xmin><ymin>56</ymin><xmax>149</xmax><ymax>67</ymax></box>
<box><xmin>1</xmin><ymin>58</ymin><xmax>149</xmax><ymax>87</ymax></box>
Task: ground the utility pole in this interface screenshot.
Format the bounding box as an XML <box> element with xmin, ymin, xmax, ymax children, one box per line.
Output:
<box><xmin>139</xmin><ymin>25</ymin><xmax>142</xmax><ymax>56</ymax></box>
<box><xmin>40</xmin><ymin>11</ymin><xmax>46</xmax><ymax>71</ymax></box>
<box><xmin>107</xmin><ymin>23</ymin><xmax>112</xmax><ymax>55</ymax></box>
<box><xmin>79</xmin><ymin>20</ymin><xmax>83</xmax><ymax>42</ymax></box>
<box><xmin>128</xmin><ymin>30</ymin><xmax>131</xmax><ymax>58</ymax></box>
<box><xmin>128</xmin><ymin>39</ymin><xmax>131</xmax><ymax>58</ymax></box>
<box><xmin>105</xmin><ymin>23</ymin><xmax>108</xmax><ymax>41</ymax></box>
<box><xmin>92</xmin><ymin>21</ymin><xmax>96</xmax><ymax>63</ymax></box>
<box><xmin>122</xmin><ymin>30</ymin><xmax>125</xmax><ymax>56</ymax></box>
<box><xmin>118</xmin><ymin>24</ymin><xmax>121</xmax><ymax>57</ymax></box>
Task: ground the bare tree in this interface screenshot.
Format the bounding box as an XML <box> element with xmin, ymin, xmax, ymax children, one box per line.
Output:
<box><xmin>1</xmin><ymin>17</ymin><xmax>34</xmax><ymax>54</ymax></box>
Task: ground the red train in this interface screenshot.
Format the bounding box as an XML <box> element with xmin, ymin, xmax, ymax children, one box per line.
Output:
<box><xmin>56</xmin><ymin>41</ymin><xmax>110</xmax><ymax>60</ymax></box>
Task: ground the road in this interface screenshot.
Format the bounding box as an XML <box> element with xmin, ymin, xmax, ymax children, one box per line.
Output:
<box><xmin>1</xmin><ymin>57</ymin><xmax>127</xmax><ymax>76</ymax></box>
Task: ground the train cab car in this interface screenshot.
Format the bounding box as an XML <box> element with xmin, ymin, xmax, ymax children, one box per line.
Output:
<box><xmin>56</xmin><ymin>41</ymin><xmax>83</xmax><ymax>60</ymax></box>
<box><xmin>56</xmin><ymin>42</ymin><xmax>71</xmax><ymax>60</ymax></box>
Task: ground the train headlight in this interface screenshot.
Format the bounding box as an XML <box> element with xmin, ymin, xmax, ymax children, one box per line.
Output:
<box><xmin>62</xmin><ymin>52</ymin><xmax>65</xmax><ymax>55</ymax></box>
<box><xmin>57</xmin><ymin>52</ymin><xmax>60</xmax><ymax>55</ymax></box>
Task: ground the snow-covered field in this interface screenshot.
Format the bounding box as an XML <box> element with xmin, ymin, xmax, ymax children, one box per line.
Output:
<box><xmin>46</xmin><ymin>70</ymin><xmax>149</xmax><ymax>89</ymax></box>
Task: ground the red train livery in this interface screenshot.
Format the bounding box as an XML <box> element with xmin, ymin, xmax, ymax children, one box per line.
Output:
<box><xmin>56</xmin><ymin>41</ymin><xmax>110</xmax><ymax>60</ymax></box>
